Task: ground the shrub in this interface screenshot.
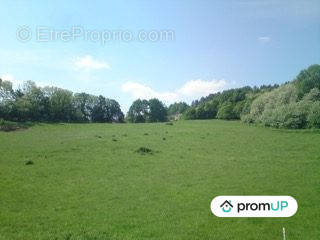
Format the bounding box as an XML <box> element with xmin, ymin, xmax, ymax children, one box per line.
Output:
<box><xmin>307</xmin><ymin>101</ymin><xmax>320</xmax><ymax>128</ymax></box>
<box><xmin>135</xmin><ymin>147</ymin><xmax>153</xmax><ymax>154</ymax></box>
<box><xmin>294</xmin><ymin>64</ymin><xmax>320</xmax><ymax>98</ymax></box>
<box><xmin>0</xmin><ymin>120</ymin><xmax>21</xmax><ymax>132</ymax></box>
<box><xmin>25</xmin><ymin>160</ymin><xmax>34</xmax><ymax>165</ymax></box>
<box><xmin>0</xmin><ymin>120</ymin><xmax>33</xmax><ymax>132</ymax></box>
<box><xmin>242</xmin><ymin>84</ymin><xmax>301</xmax><ymax>128</ymax></box>
<box><xmin>217</xmin><ymin>102</ymin><xmax>236</xmax><ymax>120</ymax></box>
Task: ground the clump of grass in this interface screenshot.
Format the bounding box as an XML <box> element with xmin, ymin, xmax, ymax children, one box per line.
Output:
<box><xmin>95</xmin><ymin>135</ymin><xmax>102</xmax><ymax>138</ymax></box>
<box><xmin>112</xmin><ymin>138</ymin><xmax>117</xmax><ymax>142</ymax></box>
<box><xmin>162</xmin><ymin>137</ymin><xmax>166</xmax><ymax>140</ymax></box>
<box><xmin>165</xmin><ymin>122</ymin><xmax>174</xmax><ymax>126</ymax></box>
<box><xmin>25</xmin><ymin>160</ymin><xmax>34</xmax><ymax>165</ymax></box>
<box><xmin>122</xmin><ymin>133</ymin><xmax>128</xmax><ymax>137</ymax></box>
<box><xmin>143</xmin><ymin>133</ymin><xmax>149</xmax><ymax>136</ymax></box>
<box><xmin>135</xmin><ymin>147</ymin><xmax>153</xmax><ymax>155</ymax></box>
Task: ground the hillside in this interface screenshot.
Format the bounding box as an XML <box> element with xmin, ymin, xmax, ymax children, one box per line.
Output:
<box><xmin>0</xmin><ymin>120</ymin><xmax>319</xmax><ymax>239</ymax></box>
<box><xmin>181</xmin><ymin>64</ymin><xmax>320</xmax><ymax>129</ymax></box>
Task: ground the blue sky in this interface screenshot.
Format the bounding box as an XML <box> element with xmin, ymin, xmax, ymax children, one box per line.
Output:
<box><xmin>0</xmin><ymin>0</ymin><xmax>319</xmax><ymax>112</ymax></box>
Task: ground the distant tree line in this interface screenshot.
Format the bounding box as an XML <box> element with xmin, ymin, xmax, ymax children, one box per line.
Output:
<box><xmin>182</xmin><ymin>85</ymin><xmax>279</xmax><ymax>120</ymax></box>
<box><xmin>242</xmin><ymin>64</ymin><xmax>320</xmax><ymax>129</ymax></box>
<box><xmin>182</xmin><ymin>64</ymin><xmax>320</xmax><ymax>129</ymax></box>
<box><xmin>1</xmin><ymin>64</ymin><xmax>319</xmax><ymax>129</ymax></box>
<box><xmin>0</xmin><ymin>80</ymin><xmax>124</xmax><ymax>123</ymax></box>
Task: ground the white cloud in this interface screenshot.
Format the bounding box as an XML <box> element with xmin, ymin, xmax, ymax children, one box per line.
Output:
<box><xmin>74</xmin><ymin>55</ymin><xmax>110</xmax><ymax>71</ymax></box>
<box><xmin>177</xmin><ymin>79</ymin><xmax>226</xmax><ymax>97</ymax></box>
<box><xmin>121</xmin><ymin>79</ymin><xmax>227</xmax><ymax>105</ymax></box>
<box><xmin>258</xmin><ymin>36</ymin><xmax>271</xmax><ymax>43</ymax></box>
<box><xmin>121</xmin><ymin>82</ymin><xmax>179</xmax><ymax>103</ymax></box>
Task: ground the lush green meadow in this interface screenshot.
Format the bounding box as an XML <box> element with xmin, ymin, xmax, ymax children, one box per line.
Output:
<box><xmin>0</xmin><ymin>120</ymin><xmax>319</xmax><ymax>240</ymax></box>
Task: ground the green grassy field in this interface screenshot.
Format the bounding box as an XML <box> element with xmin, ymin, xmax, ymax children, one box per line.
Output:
<box><xmin>0</xmin><ymin>120</ymin><xmax>319</xmax><ymax>240</ymax></box>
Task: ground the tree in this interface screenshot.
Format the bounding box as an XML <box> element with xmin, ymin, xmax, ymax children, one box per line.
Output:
<box><xmin>0</xmin><ymin>79</ymin><xmax>14</xmax><ymax>119</ymax></box>
<box><xmin>46</xmin><ymin>87</ymin><xmax>74</xmax><ymax>122</ymax></box>
<box><xmin>183</xmin><ymin>108</ymin><xmax>197</xmax><ymax>120</ymax></box>
<box><xmin>22</xmin><ymin>81</ymin><xmax>49</xmax><ymax>121</ymax></box>
<box><xmin>105</xmin><ymin>99</ymin><xmax>124</xmax><ymax>123</ymax></box>
<box><xmin>168</xmin><ymin>102</ymin><xmax>189</xmax><ymax>116</ymax></box>
<box><xmin>147</xmin><ymin>98</ymin><xmax>167</xmax><ymax>122</ymax></box>
<box><xmin>127</xmin><ymin>99</ymin><xmax>149</xmax><ymax>123</ymax></box>
<box><xmin>217</xmin><ymin>102</ymin><xmax>236</xmax><ymax>120</ymax></box>
<box><xmin>307</xmin><ymin>101</ymin><xmax>320</xmax><ymax>128</ymax></box>
<box><xmin>91</xmin><ymin>95</ymin><xmax>109</xmax><ymax>122</ymax></box>
<box><xmin>91</xmin><ymin>96</ymin><xmax>124</xmax><ymax>123</ymax></box>
<box><xmin>0</xmin><ymin>78</ymin><xmax>14</xmax><ymax>102</ymax></box>
<box><xmin>73</xmin><ymin>93</ymin><xmax>97</xmax><ymax>122</ymax></box>
<box><xmin>127</xmin><ymin>98</ymin><xmax>167</xmax><ymax>123</ymax></box>
<box><xmin>294</xmin><ymin>64</ymin><xmax>320</xmax><ymax>98</ymax></box>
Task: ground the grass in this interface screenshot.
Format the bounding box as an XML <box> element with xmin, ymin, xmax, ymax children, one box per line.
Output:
<box><xmin>0</xmin><ymin>120</ymin><xmax>319</xmax><ymax>240</ymax></box>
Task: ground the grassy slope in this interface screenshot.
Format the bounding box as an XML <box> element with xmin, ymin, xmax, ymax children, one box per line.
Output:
<box><xmin>0</xmin><ymin>120</ymin><xmax>319</xmax><ymax>240</ymax></box>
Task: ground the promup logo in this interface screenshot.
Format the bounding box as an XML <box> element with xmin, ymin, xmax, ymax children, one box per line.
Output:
<box><xmin>220</xmin><ymin>200</ymin><xmax>233</xmax><ymax>212</ymax></box>
<box><xmin>211</xmin><ymin>196</ymin><xmax>298</xmax><ymax>217</ymax></box>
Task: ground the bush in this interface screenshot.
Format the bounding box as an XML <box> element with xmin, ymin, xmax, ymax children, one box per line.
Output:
<box><xmin>294</xmin><ymin>64</ymin><xmax>320</xmax><ymax>98</ymax></box>
<box><xmin>0</xmin><ymin>120</ymin><xmax>20</xmax><ymax>131</ymax></box>
<box><xmin>217</xmin><ymin>102</ymin><xmax>236</xmax><ymax>120</ymax></box>
<box><xmin>135</xmin><ymin>147</ymin><xmax>153</xmax><ymax>155</ymax></box>
<box><xmin>0</xmin><ymin>119</ymin><xmax>32</xmax><ymax>132</ymax></box>
<box><xmin>242</xmin><ymin>84</ymin><xmax>301</xmax><ymax>128</ymax></box>
<box><xmin>307</xmin><ymin>101</ymin><xmax>320</xmax><ymax>128</ymax></box>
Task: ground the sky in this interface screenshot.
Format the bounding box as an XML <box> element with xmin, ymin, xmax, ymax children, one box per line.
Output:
<box><xmin>0</xmin><ymin>0</ymin><xmax>319</xmax><ymax>112</ymax></box>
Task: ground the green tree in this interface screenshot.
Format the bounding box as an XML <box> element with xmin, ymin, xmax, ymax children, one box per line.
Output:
<box><xmin>307</xmin><ymin>101</ymin><xmax>320</xmax><ymax>128</ymax></box>
<box><xmin>217</xmin><ymin>102</ymin><xmax>236</xmax><ymax>120</ymax></box>
<box><xmin>91</xmin><ymin>95</ymin><xmax>109</xmax><ymax>122</ymax></box>
<box><xmin>0</xmin><ymin>79</ymin><xmax>14</xmax><ymax>119</ymax></box>
<box><xmin>168</xmin><ymin>102</ymin><xmax>189</xmax><ymax>116</ymax></box>
<box><xmin>294</xmin><ymin>64</ymin><xmax>320</xmax><ymax>98</ymax></box>
<box><xmin>147</xmin><ymin>98</ymin><xmax>167</xmax><ymax>122</ymax></box>
<box><xmin>45</xmin><ymin>87</ymin><xmax>74</xmax><ymax>122</ymax></box>
<box><xmin>106</xmin><ymin>99</ymin><xmax>124</xmax><ymax>123</ymax></box>
<box><xmin>127</xmin><ymin>98</ymin><xmax>167</xmax><ymax>123</ymax></box>
<box><xmin>73</xmin><ymin>93</ymin><xmax>97</xmax><ymax>122</ymax></box>
<box><xmin>127</xmin><ymin>99</ymin><xmax>149</xmax><ymax>123</ymax></box>
<box><xmin>183</xmin><ymin>108</ymin><xmax>197</xmax><ymax>119</ymax></box>
<box><xmin>22</xmin><ymin>81</ymin><xmax>49</xmax><ymax>121</ymax></box>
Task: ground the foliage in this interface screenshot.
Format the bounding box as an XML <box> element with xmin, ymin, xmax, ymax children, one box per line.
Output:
<box><xmin>216</xmin><ymin>102</ymin><xmax>236</xmax><ymax>120</ymax></box>
<box><xmin>148</xmin><ymin>98</ymin><xmax>168</xmax><ymax>122</ymax></box>
<box><xmin>307</xmin><ymin>101</ymin><xmax>320</xmax><ymax>128</ymax></box>
<box><xmin>242</xmin><ymin>83</ymin><xmax>320</xmax><ymax>129</ymax></box>
<box><xmin>167</xmin><ymin>102</ymin><xmax>189</xmax><ymax>120</ymax></box>
<box><xmin>184</xmin><ymin>86</ymin><xmax>277</xmax><ymax>120</ymax></box>
<box><xmin>0</xmin><ymin>80</ymin><xmax>124</xmax><ymax>123</ymax></box>
<box><xmin>1</xmin><ymin>121</ymin><xmax>319</xmax><ymax>239</ymax></box>
<box><xmin>91</xmin><ymin>96</ymin><xmax>124</xmax><ymax>123</ymax></box>
<box><xmin>294</xmin><ymin>64</ymin><xmax>320</xmax><ymax>98</ymax></box>
<box><xmin>0</xmin><ymin>118</ymin><xmax>32</xmax><ymax>132</ymax></box>
<box><xmin>127</xmin><ymin>98</ymin><xmax>167</xmax><ymax>123</ymax></box>
<box><xmin>127</xmin><ymin>99</ymin><xmax>150</xmax><ymax>123</ymax></box>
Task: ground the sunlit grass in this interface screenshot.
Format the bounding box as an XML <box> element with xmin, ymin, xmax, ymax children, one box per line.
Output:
<box><xmin>0</xmin><ymin>120</ymin><xmax>319</xmax><ymax>239</ymax></box>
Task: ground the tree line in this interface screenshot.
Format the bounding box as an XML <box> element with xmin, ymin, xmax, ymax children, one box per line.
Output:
<box><xmin>0</xmin><ymin>81</ymin><xmax>124</xmax><ymax>123</ymax></box>
<box><xmin>1</xmin><ymin>64</ymin><xmax>319</xmax><ymax>129</ymax></box>
<box><xmin>181</xmin><ymin>64</ymin><xmax>320</xmax><ymax>129</ymax></box>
